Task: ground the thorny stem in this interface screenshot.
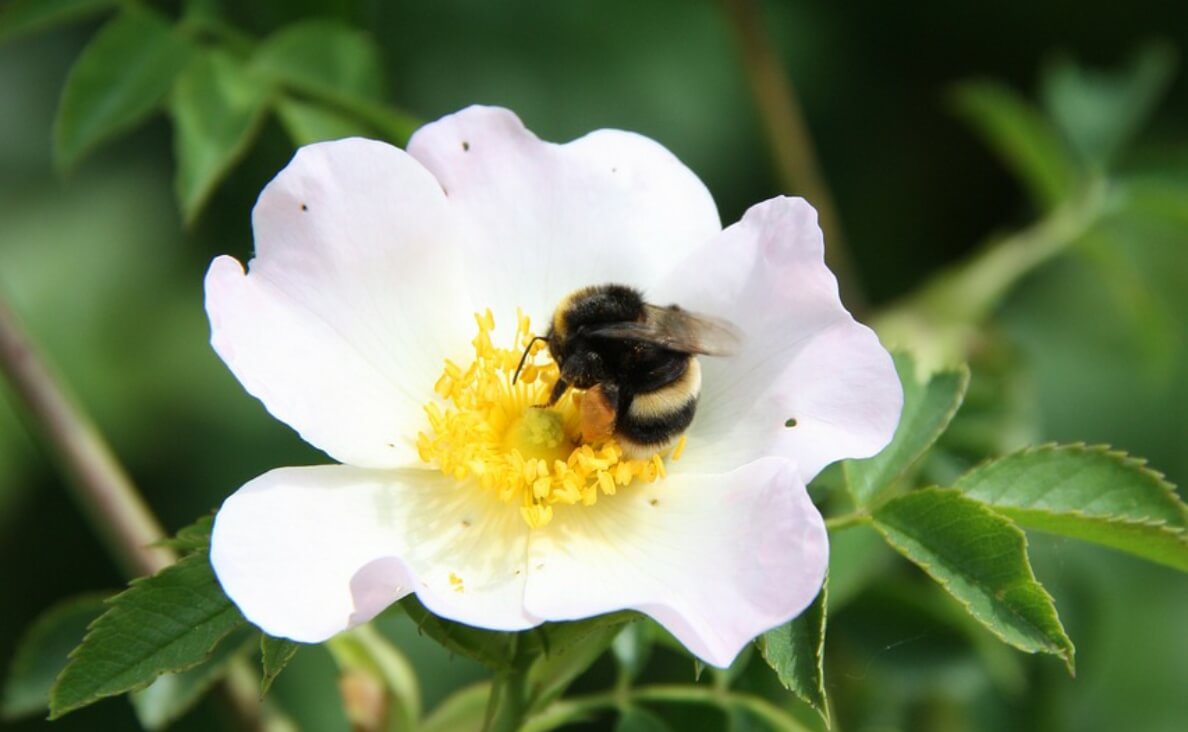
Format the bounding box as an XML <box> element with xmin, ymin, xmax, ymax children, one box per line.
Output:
<box><xmin>0</xmin><ymin>291</ymin><xmax>271</xmax><ymax>732</ymax></box>
<box><xmin>720</xmin><ymin>0</ymin><xmax>865</xmax><ymax>313</ymax></box>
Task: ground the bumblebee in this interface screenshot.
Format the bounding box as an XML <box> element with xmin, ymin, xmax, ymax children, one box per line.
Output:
<box><xmin>516</xmin><ymin>284</ymin><xmax>740</xmax><ymax>457</ymax></box>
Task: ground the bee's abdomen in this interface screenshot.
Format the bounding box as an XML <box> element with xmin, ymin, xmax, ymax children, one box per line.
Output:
<box><xmin>617</xmin><ymin>358</ymin><xmax>701</xmax><ymax>455</ymax></box>
<box><xmin>619</xmin><ymin>399</ymin><xmax>697</xmax><ymax>446</ymax></box>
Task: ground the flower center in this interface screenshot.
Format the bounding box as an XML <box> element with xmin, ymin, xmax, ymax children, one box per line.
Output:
<box><xmin>416</xmin><ymin>309</ymin><xmax>685</xmax><ymax>528</ymax></box>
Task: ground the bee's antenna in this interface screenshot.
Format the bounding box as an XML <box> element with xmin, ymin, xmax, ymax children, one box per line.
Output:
<box><xmin>513</xmin><ymin>336</ymin><xmax>548</xmax><ymax>385</ymax></box>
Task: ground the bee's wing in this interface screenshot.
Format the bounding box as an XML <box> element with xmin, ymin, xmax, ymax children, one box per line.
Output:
<box><xmin>588</xmin><ymin>305</ymin><xmax>741</xmax><ymax>356</ymax></box>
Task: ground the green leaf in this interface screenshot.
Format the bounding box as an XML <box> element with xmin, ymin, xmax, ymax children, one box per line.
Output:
<box><xmin>252</xmin><ymin>20</ymin><xmax>419</xmax><ymax>144</ymax></box>
<box><xmin>49</xmin><ymin>552</ymin><xmax>246</xmax><ymax>718</ymax></box>
<box><xmin>955</xmin><ymin>444</ymin><xmax>1188</xmax><ymax>571</ymax></box>
<box><xmin>617</xmin><ymin>705</ymin><xmax>674</xmax><ymax>732</ymax></box>
<box><xmin>526</xmin><ymin>614</ymin><xmax>634</xmax><ymax>712</ymax></box>
<box><xmin>420</xmin><ymin>682</ymin><xmax>490</xmax><ymax>732</ymax></box>
<box><xmin>872</xmin><ymin>488</ymin><xmax>1075</xmax><ymax>673</ymax></box>
<box><xmin>400</xmin><ymin>596</ymin><xmax>518</xmax><ymax>671</ymax></box>
<box><xmin>757</xmin><ymin>578</ymin><xmax>828</xmax><ymax>725</ymax></box>
<box><xmin>276</xmin><ymin>97</ymin><xmax>378</xmax><ymax>146</ymax></box>
<box><xmin>826</xmin><ymin>523</ymin><xmax>893</xmax><ymax>612</ymax></box>
<box><xmin>252</xmin><ymin>19</ymin><xmax>384</xmax><ymax>99</ymax></box>
<box><xmin>845</xmin><ymin>353</ymin><xmax>969</xmax><ymax>505</ymax></box>
<box><xmin>170</xmin><ymin>50</ymin><xmax>272</xmax><ymax>224</ymax></box>
<box><xmin>54</xmin><ymin>6</ymin><xmax>193</xmax><ymax>169</ymax></box>
<box><xmin>1119</xmin><ymin>175</ymin><xmax>1188</xmax><ymax>227</ymax></box>
<box><xmin>1041</xmin><ymin>44</ymin><xmax>1176</xmax><ymax>169</ymax></box>
<box><xmin>611</xmin><ymin>621</ymin><xmax>654</xmax><ymax>683</ymax></box>
<box><xmin>951</xmin><ymin>80</ymin><xmax>1079</xmax><ymax>209</ymax></box>
<box><xmin>157</xmin><ymin>514</ymin><xmax>214</xmax><ymax>553</ymax></box>
<box><xmin>129</xmin><ymin>630</ymin><xmax>255</xmax><ymax>731</ymax></box>
<box><xmin>260</xmin><ymin>635</ymin><xmax>300</xmax><ymax>696</ymax></box>
<box><xmin>1</xmin><ymin>594</ymin><xmax>108</xmax><ymax>719</ymax></box>
<box><xmin>0</xmin><ymin>0</ymin><xmax>115</xmax><ymax>43</ymax></box>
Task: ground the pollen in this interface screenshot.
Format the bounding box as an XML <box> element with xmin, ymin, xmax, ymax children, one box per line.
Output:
<box><xmin>416</xmin><ymin>310</ymin><xmax>675</xmax><ymax>528</ymax></box>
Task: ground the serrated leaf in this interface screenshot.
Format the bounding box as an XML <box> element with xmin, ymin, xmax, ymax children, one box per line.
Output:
<box><xmin>617</xmin><ymin>705</ymin><xmax>674</xmax><ymax>732</ymax></box>
<box><xmin>872</xmin><ymin>488</ymin><xmax>1075</xmax><ymax>673</ymax></box>
<box><xmin>260</xmin><ymin>635</ymin><xmax>300</xmax><ymax>696</ymax></box>
<box><xmin>276</xmin><ymin>97</ymin><xmax>377</xmax><ymax>146</ymax></box>
<box><xmin>0</xmin><ymin>0</ymin><xmax>115</xmax><ymax>44</ymax></box>
<box><xmin>157</xmin><ymin>514</ymin><xmax>214</xmax><ymax>553</ymax></box>
<box><xmin>54</xmin><ymin>6</ymin><xmax>193</xmax><ymax>169</ymax></box>
<box><xmin>1</xmin><ymin>594</ymin><xmax>108</xmax><ymax>719</ymax></box>
<box><xmin>845</xmin><ymin>353</ymin><xmax>969</xmax><ymax>505</ymax></box>
<box><xmin>1041</xmin><ymin>44</ymin><xmax>1176</xmax><ymax>169</ymax></box>
<box><xmin>955</xmin><ymin>444</ymin><xmax>1188</xmax><ymax>570</ymax></box>
<box><xmin>252</xmin><ymin>20</ymin><xmax>418</xmax><ymax>145</ymax></box>
<box><xmin>49</xmin><ymin>552</ymin><xmax>245</xmax><ymax>718</ymax></box>
<box><xmin>951</xmin><ymin>80</ymin><xmax>1079</xmax><ymax>209</ymax></box>
<box><xmin>170</xmin><ymin>50</ymin><xmax>272</xmax><ymax>224</ymax></box>
<box><xmin>400</xmin><ymin>596</ymin><xmax>518</xmax><ymax>671</ymax></box>
<box><xmin>130</xmin><ymin>630</ymin><xmax>255</xmax><ymax>731</ymax></box>
<box><xmin>758</xmin><ymin>578</ymin><xmax>828</xmax><ymax>725</ymax></box>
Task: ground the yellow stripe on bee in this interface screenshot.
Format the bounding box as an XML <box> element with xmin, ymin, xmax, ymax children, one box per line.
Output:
<box><xmin>416</xmin><ymin>309</ymin><xmax>691</xmax><ymax>529</ymax></box>
<box><xmin>626</xmin><ymin>358</ymin><xmax>701</xmax><ymax>421</ymax></box>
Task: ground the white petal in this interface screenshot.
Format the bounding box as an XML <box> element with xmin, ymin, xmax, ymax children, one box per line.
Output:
<box><xmin>407</xmin><ymin>105</ymin><xmax>721</xmax><ymax>320</ymax></box>
<box><xmin>655</xmin><ymin>197</ymin><xmax>902</xmax><ymax>482</ymax></box>
<box><xmin>210</xmin><ymin>465</ymin><xmax>537</xmax><ymax>643</ymax></box>
<box><xmin>522</xmin><ymin>458</ymin><xmax>827</xmax><ymax>668</ymax></box>
<box><xmin>206</xmin><ymin>138</ymin><xmax>473</xmax><ymax>468</ymax></box>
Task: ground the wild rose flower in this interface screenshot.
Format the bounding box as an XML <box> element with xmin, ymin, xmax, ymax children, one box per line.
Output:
<box><xmin>205</xmin><ymin>106</ymin><xmax>902</xmax><ymax>667</ymax></box>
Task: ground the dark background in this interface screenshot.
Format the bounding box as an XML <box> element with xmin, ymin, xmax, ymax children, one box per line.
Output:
<box><xmin>2</xmin><ymin>1</ymin><xmax>1185</xmax><ymax>730</ymax></box>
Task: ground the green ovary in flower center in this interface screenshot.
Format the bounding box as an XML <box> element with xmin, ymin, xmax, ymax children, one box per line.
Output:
<box><xmin>415</xmin><ymin>309</ymin><xmax>684</xmax><ymax>528</ymax></box>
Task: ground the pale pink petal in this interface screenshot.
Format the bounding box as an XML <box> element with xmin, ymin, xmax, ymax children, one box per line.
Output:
<box><xmin>210</xmin><ymin>465</ymin><xmax>537</xmax><ymax>642</ymax></box>
<box><xmin>206</xmin><ymin>138</ymin><xmax>473</xmax><ymax>468</ymax></box>
<box><xmin>407</xmin><ymin>105</ymin><xmax>721</xmax><ymax>320</ymax></box>
<box><xmin>654</xmin><ymin>197</ymin><xmax>902</xmax><ymax>482</ymax></box>
<box><xmin>522</xmin><ymin>458</ymin><xmax>827</xmax><ymax>668</ymax></box>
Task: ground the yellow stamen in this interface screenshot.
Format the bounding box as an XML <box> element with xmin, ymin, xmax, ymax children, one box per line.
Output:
<box><xmin>417</xmin><ymin>310</ymin><xmax>677</xmax><ymax>527</ymax></box>
<box><xmin>671</xmin><ymin>434</ymin><xmax>688</xmax><ymax>461</ymax></box>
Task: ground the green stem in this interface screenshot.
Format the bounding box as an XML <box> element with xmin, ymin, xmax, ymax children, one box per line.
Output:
<box><xmin>0</xmin><ymin>291</ymin><xmax>271</xmax><ymax>732</ymax></box>
<box><xmin>873</xmin><ymin>177</ymin><xmax>1111</xmax><ymax>366</ymax></box>
<box><xmin>524</xmin><ymin>685</ymin><xmax>811</xmax><ymax>732</ymax></box>
<box><xmin>719</xmin><ymin>0</ymin><xmax>864</xmax><ymax>312</ymax></box>
<box><xmin>482</xmin><ymin>636</ymin><xmax>531</xmax><ymax>732</ymax></box>
<box><xmin>0</xmin><ymin>292</ymin><xmax>173</xmax><ymax>578</ymax></box>
<box><xmin>824</xmin><ymin>511</ymin><xmax>871</xmax><ymax>532</ymax></box>
<box><xmin>914</xmin><ymin>176</ymin><xmax>1110</xmax><ymax>324</ymax></box>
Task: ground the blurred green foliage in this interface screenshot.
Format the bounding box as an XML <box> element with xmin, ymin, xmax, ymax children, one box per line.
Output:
<box><xmin>1</xmin><ymin>0</ymin><xmax>1187</xmax><ymax>730</ymax></box>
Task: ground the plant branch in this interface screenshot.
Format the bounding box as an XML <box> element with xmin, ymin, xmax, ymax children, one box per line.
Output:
<box><xmin>0</xmin><ymin>292</ymin><xmax>173</xmax><ymax>577</ymax></box>
<box><xmin>872</xmin><ymin>178</ymin><xmax>1111</xmax><ymax>370</ymax></box>
<box><xmin>825</xmin><ymin>511</ymin><xmax>871</xmax><ymax>532</ymax></box>
<box><xmin>720</xmin><ymin>0</ymin><xmax>864</xmax><ymax>312</ymax></box>
<box><xmin>0</xmin><ymin>291</ymin><xmax>271</xmax><ymax>731</ymax></box>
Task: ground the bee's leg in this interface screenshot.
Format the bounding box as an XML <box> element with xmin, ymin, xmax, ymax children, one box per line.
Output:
<box><xmin>543</xmin><ymin>377</ymin><xmax>569</xmax><ymax>407</ymax></box>
<box><xmin>580</xmin><ymin>383</ymin><xmax>619</xmax><ymax>444</ymax></box>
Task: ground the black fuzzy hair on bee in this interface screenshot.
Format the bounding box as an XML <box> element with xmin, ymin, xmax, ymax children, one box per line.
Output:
<box><xmin>534</xmin><ymin>284</ymin><xmax>739</xmax><ymax>456</ymax></box>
